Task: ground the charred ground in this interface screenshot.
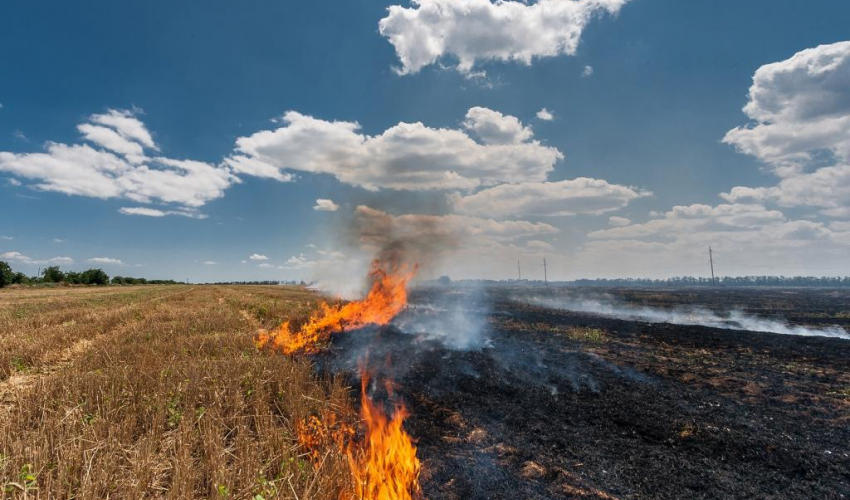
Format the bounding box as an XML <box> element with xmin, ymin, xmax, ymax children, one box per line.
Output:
<box><xmin>326</xmin><ymin>286</ymin><xmax>850</xmax><ymax>500</ymax></box>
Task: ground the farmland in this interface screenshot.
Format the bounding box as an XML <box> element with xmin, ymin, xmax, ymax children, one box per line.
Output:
<box><xmin>1</xmin><ymin>284</ymin><xmax>849</xmax><ymax>499</ymax></box>
<box><xmin>0</xmin><ymin>285</ymin><xmax>354</xmax><ymax>499</ymax></box>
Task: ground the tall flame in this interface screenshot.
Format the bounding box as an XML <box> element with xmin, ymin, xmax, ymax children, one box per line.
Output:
<box><xmin>345</xmin><ymin>374</ymin><xmax>421</xmax><ymax>500</ymax></box>
<box><xmin>261</xmin><ymin>260</ymin><xmax>423</xmax><ymax>499</ymax></box>
<box><xmin>256</xmin><ymin>260</ymin><xmax>417</xmax><ymax>355</ymax></box>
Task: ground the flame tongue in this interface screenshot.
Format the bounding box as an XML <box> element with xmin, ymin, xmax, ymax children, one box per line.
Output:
<box><xmin>263</xmin><ymin>260</ymin><xmax>422</xmax><ymax>499</ymax></box>
<box><xmin>257</xmin><ymin>260</ymin><xmax>417</xmax><ymax>354</ymax></box>
<box><xmin>346</xmin><ymin>374</ymin><xmax>421</xmax><ymax>500</ymax></box>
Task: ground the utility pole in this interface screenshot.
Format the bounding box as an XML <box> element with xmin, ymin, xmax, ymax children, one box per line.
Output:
<box><xmin>517</xmin><ymin>260</ymin><xmax>522</xmax><ymax>281</ymax></box>
<box><xmin>543</xmin><ymin>258</ymin><xmax>548</xmax><ymax>285</ymax></box>
<box><xmin>709</xmin><ymin>246</ymin><xmax>716</xmax><ymax>285</ymax></box>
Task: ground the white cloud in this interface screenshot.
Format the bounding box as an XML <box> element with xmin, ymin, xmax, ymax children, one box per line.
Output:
<box><xmin>258</xmin><ymin>262</ymin><xmax>275</xmax><ymax>269</ymax></box>
<box><xmin>118</xmin><ymin>206</ymin><xmax>208</xmax><ymax>219</ymax></box>
<box><xmin>0</xmin><ymin>251</ymin><xmax>73</xmax><ymax>266</ymax></box>
<box><xmin>0</xmin><ymin>109</ymin><xmax>235</xmax><ymax>209</ymax></box>
<box><xmin>89</xmin><ymin>109</ymin><xmax>157</xmax><ymax>150</ymax></box>
<box><xmin>608</xmin><ymin>216</ymin><xmax>631</xmax><ymax>226</ymax></box>
<box><xmin>575</xmin><ymin>203</ymin><xmax>850</xmax><ymax>277</ymax></box>
<box><xmin>449</xmin><ymin>178</ymin><xmax>650</xmax><ymax>217</ymax></box>
<box><xmin>526</xmin><ymin>239</ymin><xmax>555</xmax><ymax>252</ymax></box>
<box><xmin>462</xmin><ymin>107</ymin><xmax>533</xmax><ymax>144</ymax></box>
<box><xmin>87</xmin><ymin>257</ymin><xmax>124</xmax><ymax>265</ymax></box>
<box><xmin>379</xmin><ymin>0</ymin><xmax>630</xmax><ymax>74</ymax></box>
<box><xmin>723</xmin><ymin>41</ymin><xmax>850</xmax><ymax>174</ymax></box>
<box><xmin>0</xmin><ymin>236</ymin><xmax>12</xmax><ymax>241</ymax></box>
<box><xmin>203</xmin><ymin>261</ymin><xmax>217</xmax><ymax>265</ymax></box>
<box><xmin>536</xmin><ymin>108</ymin><xmax>554</xmax><ymax>121</ymax></box>
<box><xmin>12</xmin><ymin>131</ymin><xmax>27</xmax><ymax>141</ymax></box>
<box><xmin>282</xmin><ymin>254</ymin><xmax>315</xmax><ymax>270</ymax></box>
<box><xmin>53</xmin><ymin>238</ymin><xmax>66</xmax><ymax>243</ymax></box>
<box><xmin>249</xmin><ymin>253</ymin><xmax>269</xmax><ymax>261</ymax></box>
<box><xmin>721</xmin><ymin>41</ymin><xmax>850</xmax><ymax>215</ymax></box>
<box><xmin>721</xmin><ymin>164</ymin><xmax>850</xmax><ymax>214</ymax></box>
<box><xmin>582</xmin><ymin>65</ymin><xmax>594</xmax><ymax>77</ymax></box>
<box><xmin>228</xmin><ymin>108</ymin><xmax>561</xmax><ymax>191</ymax></box>
<box><xmin>313</xmin><ymin>198</ymin><xmax>340</xmax><ymax>211</ymax></box>
<box><xmin>7</xmin><ymin>178</ymin><xmax>21</xmax><ymax>186</ymax></box>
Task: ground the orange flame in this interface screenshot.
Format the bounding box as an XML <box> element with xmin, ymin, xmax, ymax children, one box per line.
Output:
<box><xmin>262</xmin><ymin>260</ymin><xmax>422</xmax><ymax>499</ymax></box>
<box><xmin>256</xmin><ymin>260</ymin><xmax>417</xmax><ymax>355</ymax></box>
<box><xmin>344</xmin><ymin>373</ymin><xmax>421</xmax><ymax>500</ymax></box>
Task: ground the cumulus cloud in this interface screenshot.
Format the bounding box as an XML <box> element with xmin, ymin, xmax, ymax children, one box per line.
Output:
<box><xmin>282</xmin><ymin>254</ymin><xmax>314</xmax><ymax>270</ymax></box>
<box><xmin>462</xmin><ymin>107</ymin><xmax>533</xmax><ymax>144</ymax></box>
<box><xmin>536</xmin><ymin>108</ymin><xmax>554</xmax><ymax>121</ymax></box>
<box><xmin>0</xmin><ymin>109</ymin><xmax>236</xmax><ymax>210</ymax></box>
<box><xmin>119</xmin><ymin>206</ymin><xmax>207</xmax><ymax>218</ymax></box>
<box><xmin>723</xmin><ymin>41</ymin><xmax>850</xmax><ymax>174</ymax></box>
<box><xmin>203</xmin><ymin>261</ymin><xmax>217</xmax><ymax>265</ymax></box>
<box><xmin>582</xmin><ymin>65</ymin><xmax>594</xmax><ymax>77</ymax></box>
<box><xmin>313</xmin><ymin>198</ymin><xmax>340</xmax><ymax>211</ymax></box>
<box><xmin>608</xmin><ymin>216</ymin><xmax>630</xmax><ymax>226</ymax></box>
<box><xmin>87</xmin><ymin>257</ymin><xmax>124</xmax><ymax>265</ymax></box>
<box><xmin>449</xmin><ymin>177</ymin><xmax>650</xmax><ymax>217</ymax></box>
<box><xmin>227</xmin><ymin>107</ymin><xmax>561</xmax><ymax>191</ymax></box>
<box><xmin>576</xmin><ymin>203</ymin><xmax>850</xmax><ymax>277</ymax></box>
<box><xmin>379</xmin><ymin>0</ymin><xmax>630</xmax><ymax>74</ymax></box>
<box><xmin>0</xmin><ymin>251</ymin><xmax>73</xmax><ymax>266</ymax></box>
<box><xmin>249</xmin><ymin>253</ymin><xmax>269</xmax><ymax>261</ymax></box>
<box><xmin>721</xmin><ymin>41</ymin><xmax>850</xmax><ymax>215</ymax></box>
<box><xmin>721</xmin><ymin>164</ymin><xmax>850</xmax><ymax>214</ymax></box>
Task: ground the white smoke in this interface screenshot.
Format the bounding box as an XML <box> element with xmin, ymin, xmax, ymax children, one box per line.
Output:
<box><xmin>392</xmin><ymin>286</ymin><xmax>491</xmax><ymax>350</ymax></box>
<box><xmin>527</xmin><ymin>295</ymin><xmax>850</xmax><ymax>340</ymax></box>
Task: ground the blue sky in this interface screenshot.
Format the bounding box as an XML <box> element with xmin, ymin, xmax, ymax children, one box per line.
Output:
<box><xmin>2</xmin><ymin>0</ymin><xmax>850</xmax><ymax>283</ymax></box>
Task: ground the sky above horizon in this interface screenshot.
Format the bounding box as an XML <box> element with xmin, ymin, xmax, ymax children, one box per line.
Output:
<box><xmin>1</xmin><ymin>0</ymin><xmax>850</xmax><ymax>285</ymax></box>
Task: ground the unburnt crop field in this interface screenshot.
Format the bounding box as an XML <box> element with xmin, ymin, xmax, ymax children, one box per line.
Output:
<box><xmin>0</xmin><ymin>285</ymin><xmax>357</xmax><ymax>499</ymax></box>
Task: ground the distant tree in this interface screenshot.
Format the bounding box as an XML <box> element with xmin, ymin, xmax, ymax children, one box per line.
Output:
<box><xmin>111</xmin><ymin>276</ymin><xmax>124</xmax><ymax>285</ymax></box>
<box><xmin>42</xmin><ymin>266</ymin><xmax>65</xmax><ymax>283</ymax></box>
<box><xmin>64</xmin><ymin>271</ymin><xmax>83</xmax><ymax>284</ymax></box>
<box><xmin>0</xmin><ymin>261</ymin><xmax>13</xmax><ymax>288</ymax></box>
<box><xmin>81</xmin><ymin>268</ymin><xmax>109</xmax><ymax>285</ymax></box>
<box><xmin>437</xmin><ymin>275</ymin><xmax>451</xmax><ymax>286</ymax></box>
<box><xmin>12</xmin><ymin>272</ymin><xmax>29</xmax><ymax>285</ymax></box>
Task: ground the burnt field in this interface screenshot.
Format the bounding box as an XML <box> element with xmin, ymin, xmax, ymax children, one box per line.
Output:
<box><xmin>326</xmin><ymin>286</ymin><xmax>850</xmax><ymax>500</ymax></box>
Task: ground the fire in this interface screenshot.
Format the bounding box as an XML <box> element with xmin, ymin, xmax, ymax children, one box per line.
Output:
<box><xmin>256</xmin><ymin>260</ymin><xmax>417</xmax><ymax>354</ymax></box>
<box><xmin>262</xmin><ymin>260</ymin><xmax>422</xmax><ymax>499</ymax></box>
<box><xmin>295</xmin><ymin>374</ymin><xmax>422</xmax><ymax>500</ymax></box>
<box><xmin>344</xmin><ymin>374</ymin><xmax>421</xmax><ymax>500</ymax></box>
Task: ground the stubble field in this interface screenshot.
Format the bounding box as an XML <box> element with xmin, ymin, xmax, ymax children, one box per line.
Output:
<box><xmin>0</xmin><ymin>285</ymin><xmax>355</xmax><ymax>499</ymax></box>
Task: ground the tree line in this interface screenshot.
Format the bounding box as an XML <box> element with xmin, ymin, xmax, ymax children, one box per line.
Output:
<box><xmin>0</xmin><ymin>262</ymin><xmax>180</xmax><ymax>288</ymax></box>
<box><xmin>568</xmin><ymin>276</ymin><xmax>850</xmax><ymax>287</ymax></box>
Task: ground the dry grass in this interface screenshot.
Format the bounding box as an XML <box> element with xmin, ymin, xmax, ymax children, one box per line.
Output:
<box><xmin>0</xmin><ymin>285</ymin><xmax>355</xmax><ymax>499</ymax></box>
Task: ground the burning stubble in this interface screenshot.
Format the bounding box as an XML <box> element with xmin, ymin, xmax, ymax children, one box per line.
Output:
<box><xmin>257</xmin><ymin>260</ymin><xmax>424</xmax><ymax>500</ymax></box>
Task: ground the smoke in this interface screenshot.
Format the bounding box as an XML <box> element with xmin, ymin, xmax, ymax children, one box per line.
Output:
<box><xmin>526</xmin><ymin>293</ymin><xmax>850</xmax><ymax>340</ymax></box>
<box><xmin>392</xmin><ymin>286</ymin><xmax>491</xmax><ymax>350</ymax></box>
<box><xmin>351</xmin><ymin>206</ymin><xmax>461</xmax><ymax>270</ymax></box>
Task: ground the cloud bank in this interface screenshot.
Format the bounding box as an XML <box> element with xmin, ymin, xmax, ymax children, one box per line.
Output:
<box><xmin>227</xmin><ymin>107</ymin><xmax>562</xmax><ymax>191</ymax></box>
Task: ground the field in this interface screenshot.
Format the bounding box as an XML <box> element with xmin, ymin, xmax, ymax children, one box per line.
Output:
<box><xmin>1</xmin><ymin>285</ymin><xmax>849</xmax><ymax>499</ymax></box>
<box><xmin>0</xmin><ymin>285</ymin><xmax>355</xmax><ymax>499</ymax></box>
